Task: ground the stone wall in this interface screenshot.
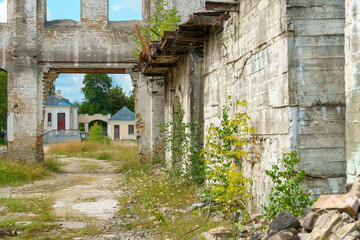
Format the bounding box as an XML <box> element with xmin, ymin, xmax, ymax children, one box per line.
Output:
<box><xmin>345</xmin><ymin>0</ymin><xmax>360</xmax><ymax>183</ymax></box>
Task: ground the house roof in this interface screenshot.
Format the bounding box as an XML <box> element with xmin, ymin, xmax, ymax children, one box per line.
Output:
<box><xmin>108</xmin><ymin>107</ymin><xmax>135</xmax><ymax>121</ymax></box>
<box><xmin>45</xmin><ymin>94</ymin><xmax>78</xmax><ymax>108</ymax></box>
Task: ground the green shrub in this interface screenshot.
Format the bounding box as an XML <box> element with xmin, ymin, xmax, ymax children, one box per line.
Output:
<box><xmin>263</xmin><ymin>149</ymin><xmax>316</xmax><ymax>219</ymax></box>
<box><xmin>203</xmin><ymin>97</ymin><xmax>254</xmax><ymax>215</ymax></box>
<box><xmin>88</xmin><ymin>123</ymin><xmax>110</xmax><ymax>144</ymax></box>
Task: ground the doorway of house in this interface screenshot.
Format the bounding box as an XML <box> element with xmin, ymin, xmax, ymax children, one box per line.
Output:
<box><xmin>57</xmin><ymin>113</ymin><xmax>66</xmax><ymax>130</ymax></box>
<box><xmin>114</xmin><ymin>125</ymin><xmax>120</xmax><ymax>140</ymax></box>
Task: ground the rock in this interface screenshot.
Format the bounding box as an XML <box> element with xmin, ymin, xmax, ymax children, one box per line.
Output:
<box><xmin>202</xmin><ymin>226</ymin><xmax>232</xmax><ymax>240</ymax></box>
<box><xmin>188</xmin><ymin>202</ymin><xmax>206</xmax><ymax>213</ymax></box>
<box><xmin>302</xmin><ymin>212</ymin><xmax>320</xmax><ymax>233</ymax></box>
<box><xmin>251</xmin><ymin>231</ymin><xmax>267</xmax><ymax>240</ymax></box>
<box><xmin>269</xmin><ymin>210</ymin><xmax>300</xmax><ymax>233</ymax></box>
<box><xmin>308</xmin><ymin>210</ymin><xmax>360</xmax><ymax>240</ymax></box>
<box><xmin>268</xmin><ymin>228</ymin><xmax>299</xmax><ymax>240</ymax></box>
<box><xmin>311</xmin><ymin>194</ymin><xmax>359</xmax><ymax>218</ymax></box>
<box><xmin>298</xmin><ymin>232</ymin><xmax>310</xmax><ymax>240</ymax></box>
<box><xmin>349</xmin><ymin>176</ymin><xmax>360</xmax><ymax>198</ymax></box>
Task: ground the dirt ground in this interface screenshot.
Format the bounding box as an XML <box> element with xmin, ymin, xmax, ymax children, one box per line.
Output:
<box><xmin>0</xmin><ymin>148</ymin><xmax>150</xmax><ymax>240</ymax></box>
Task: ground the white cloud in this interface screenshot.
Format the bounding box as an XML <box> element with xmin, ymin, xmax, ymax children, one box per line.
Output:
<box><xmin>54</xmin><ymin>74</ymin><xmax>85</xmax><ymax>103</ymax></box>
<box><xmin>0</xmin><ymin>0</ymin><xmax>7</xmax><ymax>23</ymax></box>
<box><xmin>110</xmin><ymin>0</ymin><xmax>141</xmax><ymax>12</ymax></box>
<box><xmin>110</xmin><ymin>74</ymin><xmax>133</xmax><ymax>95</ymax></box>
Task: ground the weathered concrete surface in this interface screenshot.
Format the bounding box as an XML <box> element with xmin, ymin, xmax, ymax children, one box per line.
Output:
<box><xmin>162</xmin><ymin>0</ymin><xmax>346</xmax><ymax>212</ymax></box>
<box><xmin>0</xmin><ymin>0</ymin><xmax>162</xmax><ymax>162</ymax></box>
<box><xmin>345</xmin><ymin>0</ymin><xmax>360</xmax><ymax>183</ymax></box>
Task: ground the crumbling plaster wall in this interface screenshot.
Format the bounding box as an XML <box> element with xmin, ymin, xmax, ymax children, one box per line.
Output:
<box><xmin>200</xmin><ymin>0</ymin><xmax>346</xmax><ymax>212</ymax></box>
<box><xmin>345</xmin><ymin>0</ymin><xmax>360</xmax><ymax>183</ymax></box>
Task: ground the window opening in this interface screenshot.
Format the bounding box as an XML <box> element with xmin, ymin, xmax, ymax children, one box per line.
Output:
<box><xmin>109</xmin><ymin>0</ymin><xmax>142</xmax><ymax>21</ymax></box>
<box><xmin>47</xmin><ymin>0</ymin><xmax>80</xmax><ymax>21</ymax></box>
<box><xmin>0</xmin><ymin>0</ymin><xmax>7</xmax><ymax>23</ymax></box>
<box><xmin>128</xmin><ymin>125</ymin><xmax>134</xmax><ymax>135</ymax></box>
<box><xmin>47</xmin><ymin>113</ymin><xmax>52</xmax><ymax>126</ymax></box>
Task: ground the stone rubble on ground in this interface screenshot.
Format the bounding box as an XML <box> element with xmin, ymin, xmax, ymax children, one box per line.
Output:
<box><xmin>203</xmin><ymin>176</ymin><xmax>360</xmax><ymax>240</ymax></box>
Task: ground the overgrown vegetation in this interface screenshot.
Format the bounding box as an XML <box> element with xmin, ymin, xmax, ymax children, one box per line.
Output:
<box><xmin>203</xmin><ymin>97</ymin><xmax>254</xmax><ymax>216</ymax></box>
<box><xmin>263</xmin><ymin>149</ymin><xmax>316</xmax><ymax>219</ymax></box>
<box><xmin>159</xmin><ymin>103</ymin><xmax>204</xmax><ymax>185</ymax></box>
<box><xmin>0</xmin><ymin>157</ymin><xmax>61</xmax><ymax>187</ymax></box>
<box><xmin>48</xmin><ymin>141</ymin><xmax>138</xmax><ymax>162</ymax></box>
<box><xmin>0</xmin><ymin>70</ymin><xmax>7</xmax><ymax>132</ymax></box>
<box><xmin>117</xmin><ymin>156</ymin><xmax>219</xmax><ymax>239</ymax></box>
<box><xmin>133</xmin><ymin>0</ymin><xmax>181</xmax><ymax>58</ymax></box>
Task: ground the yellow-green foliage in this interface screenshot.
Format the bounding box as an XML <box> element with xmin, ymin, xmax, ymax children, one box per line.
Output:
<box><xmin>203</xmin><ymin>97</ymin><xmax>254</xmax><ymax>215</ymax></box>
<box><xmin>212</xmin><ymin>164</ymin><xmax>252</xmax><ymax>214</ymax></box>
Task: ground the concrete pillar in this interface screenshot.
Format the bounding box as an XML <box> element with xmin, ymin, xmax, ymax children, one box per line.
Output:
<box><xmin>84</xmin><ymin>123</ymin><xmax>89</xmax><ymax>133</ymax></box>
<box><xmin>130</xmin><ymin>72</ymin><xmax>165</xmax><ymax>163</ymax></box>
<box><xmin>345</xmin><ymin>0</ymin><xmax>360</xmax><ymax>183</ymax></box>
<box><xmin>7</xmin><ymin>0</ymin><xmax>43</xmax><ymax>162</ymax></box>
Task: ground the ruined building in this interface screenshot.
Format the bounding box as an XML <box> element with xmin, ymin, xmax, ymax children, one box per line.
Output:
<box><xmin>0</xmin><ymin>0</ymin><xmax>360</xmax><ymax>212</ymax></box>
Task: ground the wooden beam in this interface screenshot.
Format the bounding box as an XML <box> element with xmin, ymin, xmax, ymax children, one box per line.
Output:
<box><xmin>205</xmin><ymin>1</ymin><xmax>238</xmax><ymax>12</ymax></box>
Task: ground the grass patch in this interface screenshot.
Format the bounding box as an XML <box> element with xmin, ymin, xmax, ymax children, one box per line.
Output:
<box><xmin>116</xmin><ymin>158</ymin><xmax>220</xmax><ymax>239</ymax></box>
<box><xmin>0</xmin><ymin>159</ymin><xmax>49</xmax><ymax>187</ymax></box>
<box><xmin>0</xmin><ymin>156</ymin><xmax>63</xmax><ymax>187</ymax></box>
<box><xmin>0</xmin><ymin>196</ymin><xmax>54</xmax><ymax>221</ymax></box>
<box><xmin>0</xmin><ymin>220</ymin><xmax>60</xmax><ymax>239</ymax></box>
<box><xmin>48</xmin><ymin>141</ymin><xmax>138</xmax><ymax>163</ymax></box>
<box><xmin>80</xmin><ymin>160</ymin><xmax>103</xmax><ymax>172</ymax></box>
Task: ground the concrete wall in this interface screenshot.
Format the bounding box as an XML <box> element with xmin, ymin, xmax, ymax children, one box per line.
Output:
<box><xmin>345</xmin><ymin>0</ymin><xmax>360</xmax><ymax>183</ymax></box>
<box><xmin>162</xmin><ymin>0</ymin><xmax>346</xmax><ymax>212</ymax></box>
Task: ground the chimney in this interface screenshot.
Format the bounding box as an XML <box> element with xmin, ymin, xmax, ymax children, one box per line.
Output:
<box><xmin>56</xmin><ymin>90</ymin><xmax>61</xmax><ymax>99</ymax></box>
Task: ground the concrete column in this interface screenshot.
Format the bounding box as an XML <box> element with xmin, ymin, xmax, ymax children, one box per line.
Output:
<box><xmin>131</xmin><ymin>72</ymin><xmax>165</xmax><ymax>163</ymax></box>
<box><xmin>7</xmin><ymin>0</ymin><xmax>42</xmax><ymax>162</ymax></box>
<box><xmin>345</xmin><ymin>0</ymin><xmax>360</xmax><ymax>182</ymax></box>
<box><xmin>84</xmin><ymin>123</ymin><xmax>89</xmax><ymax>133</ymax></box>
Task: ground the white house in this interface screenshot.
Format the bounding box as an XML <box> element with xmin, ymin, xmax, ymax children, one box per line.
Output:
<box><xmin>44</xmin><ymin>90</ymin><xmax>78</xmax><ymax>132</ymax></box>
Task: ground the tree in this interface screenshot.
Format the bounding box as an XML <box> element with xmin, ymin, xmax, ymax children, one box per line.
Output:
<box><xmin>49</xmin><ymin>82</ymin><xmax>56</xmax><ymax>95</ymax></box>
<box><xmin>108</xmin><ymin>86</ymin><xmax>128</xmax><ymax>115</ymax></box>
<box><xmin>81</xmin><ymin>74</ymin><xmax>112</xmax><ymax>115</ymax></box>
<box><xmin>0</xmin><ymin>71</ymin><xmax>7</xmax><ymax>131</ymax></box>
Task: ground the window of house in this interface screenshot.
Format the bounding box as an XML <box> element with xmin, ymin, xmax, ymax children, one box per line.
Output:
<box><xmin>47</xmin><ymin>113</ymin><xmax>52</xmax><ymax>126</ymax></box>
<box><xmin>128</xmin><ymin>124</ymin><xmax>134</xmax><ymax>135</ymax></box>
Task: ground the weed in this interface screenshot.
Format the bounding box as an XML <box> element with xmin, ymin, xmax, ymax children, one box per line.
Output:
<box><xmin>263</xmin><ymin>149</ymin><xmax>316</xmax><ymax>219</ymax></box>
<box><xmin>44</xmin><ymin>156</ymin><xmax>63</xmax><ymax>172</ymax></box>
<box><xmin>0</xmin><ymin>196</ymin><xmax>54</xmax><ymax>221</ymax></box>
<box><xmin>80</xmin><ymin>160</ymin><xmax>103</xmax><ymax>172</ymax></box>
<box><xmin>203</xmin><ymin>97</ymin><xmax>254</xmax><ymax>217</ymax></box>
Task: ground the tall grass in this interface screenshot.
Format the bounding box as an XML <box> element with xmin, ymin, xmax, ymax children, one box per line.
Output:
<box><xmin>48</xmin><ymin>141</ymin><xmax>138</xmax><ymax>162</ymax></box>
<box><xmin>0</xmin><ymin>158</ymin><xmax>50</xmax><ymax>187</ymax></box>
<box><xmin>0</xmin><ymin>156</ymin><xmax>63</xmax><ymax>187</ymax></box>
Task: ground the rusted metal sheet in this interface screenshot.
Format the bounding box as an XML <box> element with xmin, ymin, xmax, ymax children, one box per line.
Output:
<box><xmin>205</xmin><ymin>1</ymin><xmax>238</xmax><ymax>12</ymax></box>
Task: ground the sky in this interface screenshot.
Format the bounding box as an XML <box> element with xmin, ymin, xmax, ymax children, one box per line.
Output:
<box><xmin>0</xmin><ymin>0</ymin><xmax>141</xmax><ymax>103</ymax></box>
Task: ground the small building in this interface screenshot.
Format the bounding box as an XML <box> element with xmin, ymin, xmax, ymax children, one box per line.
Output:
<box><xmin>107</xmin><ymin>107</ymin><xmax>136</xmax><ymax>141</ymax></box>
<box><xmin>44</xmin><ymin>90</ymin><xmax>79</xmax><ymax>132</ymax></box>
